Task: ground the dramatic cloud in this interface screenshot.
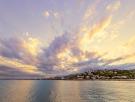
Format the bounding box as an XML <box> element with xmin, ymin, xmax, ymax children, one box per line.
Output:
<box><xmin>0</xmin><ymin>36</ymin><xmax>41</xmax><ymax>65</ymax></box>
<box><xmin>79</xmin><ymin>15</ymin><xmax>112</xmax><ymax>52</ymax></box>
<box><xmin>0</xmin><ymin>0</ymin><xmax>135</xmax><ymax>77</ymax></box>
<box><xmin>0</xmin><ymin>31</ymin><xmax>135</xmax><ymax>77</ymax></box>
<box><xmin>0</xmin><ymin>56</ymin><xmax>42</xmax><ymax>75</ymax></box>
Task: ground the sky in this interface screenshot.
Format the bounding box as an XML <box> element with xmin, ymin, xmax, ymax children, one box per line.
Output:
<box><xmin>0</xmin><ymin>0</ymin><xmax>135</xmax><ymax>77</ymax></box>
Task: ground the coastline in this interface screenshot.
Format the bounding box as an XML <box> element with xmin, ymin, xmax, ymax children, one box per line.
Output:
<box><xmin>1</xmin><ymin>78</ymin><xmax>135</xmax><ymax>81</ymax></box>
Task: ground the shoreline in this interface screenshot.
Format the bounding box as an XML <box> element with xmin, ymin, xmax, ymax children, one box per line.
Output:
<box><xmin>0</xmin><ymin>79</ymin><xmax>135</xmax><ymax>81</ymax></box>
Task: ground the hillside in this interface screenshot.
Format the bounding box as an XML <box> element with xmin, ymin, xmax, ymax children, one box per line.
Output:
<box><xmin>54</xmin><ymin>69</ymin><xmax>135</xmax><ymax>80</ymax></box>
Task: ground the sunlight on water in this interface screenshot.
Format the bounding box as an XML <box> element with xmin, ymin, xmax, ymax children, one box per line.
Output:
<box><xmin>0</xmin><ymin>80</ymin><xmax>135</xmax><ymax>102</ymax></box>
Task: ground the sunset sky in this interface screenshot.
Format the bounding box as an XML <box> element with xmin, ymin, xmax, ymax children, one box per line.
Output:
<box><xmin>0</xmin><ymin>0</ymin><xmax>135</xmax><ymax>77</ymax></box>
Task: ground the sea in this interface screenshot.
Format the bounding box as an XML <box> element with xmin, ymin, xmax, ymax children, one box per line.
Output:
<box><xmin>0</xmin><ymin>80</ymin><xmax>135</xmax><ymax>102</ymax></box>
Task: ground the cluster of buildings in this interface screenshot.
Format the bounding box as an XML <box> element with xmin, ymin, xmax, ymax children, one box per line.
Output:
<box><xmin>59</xmin><ymin>70</ymin><xmax>135</xmax><ymax>80</ymax></box>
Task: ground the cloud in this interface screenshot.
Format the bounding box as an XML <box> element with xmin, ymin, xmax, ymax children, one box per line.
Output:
<box><xmin>37</xmin><ymin>13</ymin><xmax>135</xmax><ymax>74</ymax></box>
<box><xmin>38</xmin><ymin>32</ymin><xmax>77</xmax><ymax>72</ymax></box>
<box><xmin>0</xmin><ymin>36</ymin><xmax>42</xmax><ymax>65</ymax></box>
<box><xmin>78</xmin><ymin>15</ymin><xmax>112</xmax><ymax>52</ymax></box>
<box><xmin>53</xmin><ymin>12</ymin><xmax>59</xmax><ymax>18</ymax></box>
<box><xmin>83</xmin><ymin>0</ymin><xmax>100</xmax><ymax>21</ymax></box>
<box><xmin>43</xmin><ymin>11</ymin><xmax>50</xmax><ymax>17</ymax></box>
<box><xmin>0</xmin><ymin>56</ymin><xmax>42</xmax><ymax>75</ymax></box>
<box><xmin>44</xmin><ymin>32</ymin><xmax>71</xmax><ymax>58</ymax></box>
<box><xmin>106</xmin><ymin>1</ymin><xmax>121</xmax><ymax>12</ymax></box>
<box><xmin>43</xmin><ymin>10</ymin><xmax>60</xmax><ymax>19</ymax></box>
<box><xmin>71</xmin><ymin>52</ymin><xmax>135</xmax><ymax>72</ymax></box>
<box><xmin>0</xmin><ymin>36</ymin><xmax>46</xmax><ymax>77</ymax></box>
<box><xmin>0</xmin><ymin>37</ymin><xmax>23</xmax><ymax>59</ymax></box>
<box><xmin>0</xmin><ymin>31</ymin><xmax>135</xmax><ymax>77</ymax></box>
<box><xmin>125</xmin><ymin>36</ymin><xmax>135</xmax><ymax>48</ymax></box>
<box><xmin>1</xmin><ymin>1</ymin><xmax>135</xmax><ymax>77</ymax></box>
<box><xmin>103</xmin><ymin>53</ymin><xmax>135</xmax><ymax>65</ymax></box>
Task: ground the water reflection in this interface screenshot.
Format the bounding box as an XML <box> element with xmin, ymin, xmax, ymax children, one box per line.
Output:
<box><xmin>50</xmin><ymin>81</ymin><xmax>81</xmax><ymax>102</ymax></box>
<box><xmin>30</xmin><ymin>80</ymin><xmax>53</xmax><ymax>102</ymax></box>
<box><xmin>0</xmin><ymin>80</ymin><xmax>135</xmax><ymax>102</ymax></box>
<box><xmin>51</xmin><ymin>81</ymin><xmax>135</xmax><ymax>102</ymax></box>
<box><xmin>0</xmin><ymin>80</ymin><xmax>34</xmax><ymax>102</ymax></box>
<box><xmin>79</xmin><ymin>81</ymin><xmax>135</xmax><ymax>102</ymax></box>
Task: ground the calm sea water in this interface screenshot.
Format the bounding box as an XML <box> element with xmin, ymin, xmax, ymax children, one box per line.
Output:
<box><xmin>0</xmin><ymin>80</ymin><xmax>135</xmax><ymax>102</ymax></box>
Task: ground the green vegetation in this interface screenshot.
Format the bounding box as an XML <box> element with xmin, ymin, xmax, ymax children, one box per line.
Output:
<box><xmin>56</xmin><ymin>69</ymin><xmax>135</xmax><ymax>80</ymax></box>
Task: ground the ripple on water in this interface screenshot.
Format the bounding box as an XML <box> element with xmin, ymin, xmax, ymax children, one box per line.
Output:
<box><xmin>0</xmin><ymin>80</ymin><xmax>135</xmax><ymax>102</ymax></box>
